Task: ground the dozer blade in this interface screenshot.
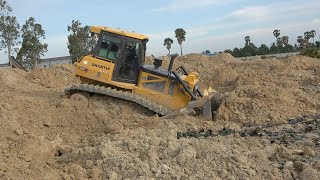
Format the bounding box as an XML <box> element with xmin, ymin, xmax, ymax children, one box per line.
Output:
<box><xmin>187</xmin><ymin>92</ymin><xmax>223</xmax><ymax>120</ymax></box>
<box><xmin>204</xmin><ymin>92</ymin><xmax>223</xmax><ymax>120</ymax></box>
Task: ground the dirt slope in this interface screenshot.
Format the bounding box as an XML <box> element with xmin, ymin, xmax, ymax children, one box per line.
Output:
<box><xmin>0</xmin><ymin>54</ymin><xmax>319</xmax><ymax>179</ymax></box>
<box><xmin>149</xmin><ymin>54</ymin><xmax>320</xmax><ymax>124</ymax></box>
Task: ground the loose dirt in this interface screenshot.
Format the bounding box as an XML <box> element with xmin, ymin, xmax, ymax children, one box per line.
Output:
<box><xmin>0</xmin><ymin>54</ymin><xmax>319</xmax><ymax>179</ymax></box>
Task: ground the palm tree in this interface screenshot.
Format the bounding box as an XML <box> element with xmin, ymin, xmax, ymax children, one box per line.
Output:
<box><xmin>163</xmin><ymin>38</ymin><xmax>174</xmax><ymax>56</ymax></box>
<box><xmin>281</xmin><ymin>36</ymin><xmax>289</xmax><ymax>52</ymax></box>
<box><xmin>304</xmin><ymin>31</ymin><xmax>312</xmax><ymax>47</ymax></box>
<box><xmin>244</xmin><ymin>36</ymin><xmax>250</xmax><ymax>46</ymax></box>
<box><xmin>175</xmin><ymin>28</ymin><xmax>186</xmax><ymax>56</ymax></box>
<box><xmin>281</xmin><ymin>36</ymin><xmax>289</xmax><ymax>46</ymax></box>
<box><xmin>276</xmin><ymin>37</ymin><xmax>283</xmax><ymax>47</ymax></box>
<box><xmin>310</xmin><ymin>30</ymin><xmax>316</xmax><ymax>45</ymax></box>
<box><xmin>273</xmin><ymin>29</ymin><xmax>280</xmax><ymax>41</ymax></box>
<box><xmin>297</xmin><ymin>36</ymin><xmax>303</xmax><ymax>47</ymax></box>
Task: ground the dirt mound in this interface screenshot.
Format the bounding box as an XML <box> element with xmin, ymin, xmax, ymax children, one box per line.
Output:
<box><xmin>0</xmin><ymin>55</ymin><xmax>319</xmax><ymax>179</ymax></box>
<box><xmin>146</xmin><ymin>54</ymin><xmax>319</xmax><ymax>124</ymax></box>
<box><xmin>0</xmin><ymin>68</ymin><xmax>28</xmax><ymax>89</ymax></box>
<box><xmin>146</xmin><ymin>53</ymin><xmax>237</xmax><ymax>70</ymax></box>
<box><xmin>26</xmin><ymin>64</ymin><xmax>79</xmax><ymax>88</ymax></box>
<box><xmin>178</xmin><ymin>52</ymin><xmax>237</xmax><ymax>65</ymax></box>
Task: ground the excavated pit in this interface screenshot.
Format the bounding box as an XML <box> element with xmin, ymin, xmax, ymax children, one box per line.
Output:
<box><xmin>0</xmin><ymin>54</ymin><xmax>319</xmax><ymax>179</ymax></box>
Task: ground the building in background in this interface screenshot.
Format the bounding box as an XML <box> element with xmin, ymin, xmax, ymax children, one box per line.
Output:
<box><xmin>38</xmin><ymin>56</ymin><xmax>72</xmax><ymax>68</ymax></box>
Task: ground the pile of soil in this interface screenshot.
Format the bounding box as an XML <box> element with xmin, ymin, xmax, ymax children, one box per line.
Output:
<box><xmin>26</xmin><ymin>64</ymin><xmax>80</xmax><ymax>88</ymax></box>
<box><xmin>0</xmin><ymin>55</ymin><xmax>319</xmax><ymax>179</ymax></box>
<box><xmin>148</xmin><ymin>54</ymin><xmax>319</xmax><ymax>124</ymax></box>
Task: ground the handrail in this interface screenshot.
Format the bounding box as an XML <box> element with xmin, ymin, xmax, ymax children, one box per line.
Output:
<box><xmin>172</xmin><ymin>71</ymin><xmax>197</xmax><ymax>101</ymax></box>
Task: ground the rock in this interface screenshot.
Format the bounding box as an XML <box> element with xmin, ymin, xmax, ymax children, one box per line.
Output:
<box><xmin>86</xmin><ymin>160</ymin><xmax>94</xmax><ymax>168</ymax></box>
<box><xmin>91</xmin><ymin>166</ymin><xmax>102</xmax><ymax>179</ymax></box>
<box><xmin>292</xmin><ymin>149</ymin><xmax>304</xmax><ymax>155</ymax></box>
<box><xmin>107</xmin><ymin>171</ymin><xmax>118</xmax><ymax>180</ymax></box>
<box><xmin>23</xmin><ymin>129</ymin><xmax>30</xmax><ymax>134</ymax></box>
<box><xmin>294</xmin><ymin>161</ymin><xmax>307</xmax><ymax>172</ymax></box>
<box><xmin>303</xmin><ymin>147</ymin><xmax>315</xmax><ymax>156</ymax></box>
<box><xmin>14</xmin><ymin>129</ymin><xmax>23</xmax><ymax>136</ymax></box>
<box><xmin>283</xmin><ymin>168</ymin><xmax>295</xmax><ymax>180</ymax></box>
<box><xmin>2</xmin><ymin>103</ymin><xmax>12</xmax><ymax>111</ymax></box>
<box><xmin>95</xmin><ymin>160</ymin><xmax>103</xmax><ymax>169</ymax></box>
<box><xmin>70</xmin><ymin>92</ymin><xmax>89</xmax><ymax>110</ymax></box>
<box><xmin>284</xmin><ymin>161</ymin><xmax>294</xmax><ymax>170</ymax></box>
<box><xmin>56</xmin><ymin>145</ymin><xmax>73</xmax><ymax>155</ymax></box>
<box><xmin>175</xmin><ymin>145</ymin><xmax>196</xmax><ymax>165</ymax></box>
<box><xmin>219</xmin><ymin>169</ymin><xmax>228</xmax><ymax>179</ymax></box>
<box><xmin>161</xmin><ymin>164</ymin><xmax>174</xmax><ymax>175</ymax></box>
<box><xmin>299</xmin><ymin>166</ymin><xmax>320</xmax><ymax>180</ymax></box>
<box><xmin>303</xmin><ymin>140</ymin><xmax>316</xmax><ymax>147</ymax></box>
<box><xmin>234</xmin><ymin>154</ymin><xmax>247</xmax><ymax>164</ymax></box>
<box><xmin>304</xmin><ymin>133</ymin><xmax>319</xmax><ymax>140</ymax></box>
<box><xmin>43</xmin><ymin>119</ymin><xmax>52</xmax><ymax>127</ymax></box>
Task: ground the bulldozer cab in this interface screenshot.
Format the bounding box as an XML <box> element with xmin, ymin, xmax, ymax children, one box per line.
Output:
<box><xmin>92</xmin><ymin>30</ymin><xmax>147</xmax><ymax>84</ymax></box>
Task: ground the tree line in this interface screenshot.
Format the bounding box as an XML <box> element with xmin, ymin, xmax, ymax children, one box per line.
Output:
<box><xmin>0</xmin><ymin>0</ymin><xmax>47</xmax><ymax>69</ymax></box>
<box><xmin>1</xmin><ymin>0</ymin><xmax>318</xmax><ymax>69</ymax></box>
<box><xmin>223</xmin><ymin>29</ymin><xmax>320</xmax><ymax>58</ymax></box>
<box><xmin>0</xmin><ymin>1</ymin><xmax>94</xmax><ymax>68</ymax></box>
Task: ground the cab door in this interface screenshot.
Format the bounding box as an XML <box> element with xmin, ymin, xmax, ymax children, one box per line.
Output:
<box><xmin>114</xmin><ymin>39</ymin><xmax>143</xmax><ymax>84</ymax></box>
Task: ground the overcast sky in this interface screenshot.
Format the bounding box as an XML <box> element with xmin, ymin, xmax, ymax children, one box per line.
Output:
<box><xmin>0</xmin><ymin>0</ymin><xmax>319</xmax><ymax>64</ymax></box>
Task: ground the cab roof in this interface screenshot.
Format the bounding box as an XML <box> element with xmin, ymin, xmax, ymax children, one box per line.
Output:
<box><xmin>91</xmin><ymin>26</ymin><xmax>149</xmax><ymax>40</ymax></box>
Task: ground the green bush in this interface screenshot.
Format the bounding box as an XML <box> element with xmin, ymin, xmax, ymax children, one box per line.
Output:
<box><xmin>301</xmin><ymin>48</ymin><xmax>320</xmax><ymax>59</ymax></box>
<box><xmin>260</xmin><ymin>55</ymin><xmax>267</xmax><ymax>59</ymax></box>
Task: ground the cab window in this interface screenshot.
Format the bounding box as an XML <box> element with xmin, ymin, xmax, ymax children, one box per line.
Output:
<box><xmin>123</xmin><ymin>41</ymin><xmax>141</xmax><ymax>64</ymax></box>
<box><xmin>97</xmin><ymin>34</ymin><xmax>120</xmax><ymax>61</ymax></box>
<box><xmin>168</xmin><ymin>81</ymin><xmax>175</xmax><ymax>95</ymax></box>
<box><xmin>142</xmin><ymin>75</ymin><xmax>166</xmax><ymax>93</ymax></box>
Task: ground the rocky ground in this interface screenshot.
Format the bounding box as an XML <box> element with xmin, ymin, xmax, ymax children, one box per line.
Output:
<box><xmin>0</xmin><ymin>54</ymin><xmax>319</xmax><ymax>179</ymax></box>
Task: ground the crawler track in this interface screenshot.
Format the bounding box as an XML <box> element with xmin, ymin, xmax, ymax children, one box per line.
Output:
<box><xmin>65</xmin><ymin>83</ymin><xmax>172</xmax><ymax>115</ymax></box>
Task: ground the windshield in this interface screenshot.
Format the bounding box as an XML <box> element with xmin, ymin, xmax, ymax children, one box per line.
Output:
<box><xmin>97</xmin><ymin>34</ymin><xmax>120</xmax><ymax>61</ymax></box>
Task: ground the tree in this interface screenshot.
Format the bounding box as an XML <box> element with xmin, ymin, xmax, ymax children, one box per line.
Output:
<box><xmin>163</xmin><ymin>38</ymin><xmax>173</xmax><ymax>55</ymax></box>
<box><xmin>304</xmin><ymin>31</ymin><xmax>311</xmax><ymax>47</ymax></box>
<box><xmin>258</xmin><ymin>44</ymin><xmax>269</xmax><ymax>55</ymax></box>
<box><xmin>232</xmin><ymin>47</ymin><xmax>242</xmax><ymax>57</ymax></box>
<box><xmin>281</xmin><ymin>36</ymin><xmax>289</xmax><ymax>46</ymax></box>
<box><xmin>224</xmin><ymin>49</ymin><xmax>232</xmax><ymax>54</ymax></box>
<box><xmin>0</xmin><ymin>15</ymin><xmax>20</xmax><ymax>61</ymax></box>
<box><xmin>16</xmin><ymin>17</ymin><xmax>48</xmax><ymax>69</ymax></box>
<box><xmin>67</xmin><ymin>20</ymin><xmax>96</xmax><ymax>62</ymax></box>
<box><xmin>276</xmin><ymin>37</ymin><xmax>283</xmax><ymax>47</ymax></box>
<box><xmin>175</xmin><ymin>28</ymin><xmax>186</xmax><ymax>56</ymax></box>
<box><xmin>297</xmin><ymin>36</ymin><xmax>303</xmax><ymax>47</ymax></box>
<box><xmin>0</xmin><ymin>0</ymin><xmax>11</xmax><ymax>16</ymax></box>
<box><xmin>281</xmin><ymin>36</ymin><xmax>289</xmax><ymax>52</ymax></box>
<box><xmin>285</xmin><ymin>44</ymin><xmax>294</xmax><ymax>52</ymax></box>
<box><xmin>241</xmin><ymin>42</ymin><xmax>258</xmax><ymax>57</ymax></box>
<box><xmin>244</xmin><ymin>36</ymin><xmax>250</xmax><ymax>46</ymax></box>
<box><xmin>273</xmin><ymin>29</ymin><xmax>280</xmax><ymax>41</ymax></box>
<box><xmin>270</xmin><ymin>43</ymin><xmax>277</xmax><ymax>54</ymax></box>
<box><xmin>310</xmin><ymin>30</ymin><xmax>316</xmax><ymax>45</ymax></box>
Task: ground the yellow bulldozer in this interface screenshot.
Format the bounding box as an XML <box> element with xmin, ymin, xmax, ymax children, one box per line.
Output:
<box><xmin>65</xmin><ymin>26</ymin><xmax>221</xmax><ymax>119</ymax></box>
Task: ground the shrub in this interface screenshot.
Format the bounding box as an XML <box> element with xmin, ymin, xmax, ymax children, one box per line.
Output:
<box><xmin>301</xmin><ymin>48</ymin><xmax>320</xmax><ymax>59</ymax></box>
